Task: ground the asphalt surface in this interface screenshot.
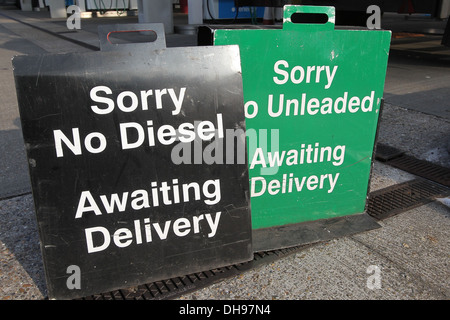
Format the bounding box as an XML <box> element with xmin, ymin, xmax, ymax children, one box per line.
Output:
<box><xmin>0</xmin><ymin>6</ymin><xmax>449</xmax><ymax>301</ymax></box>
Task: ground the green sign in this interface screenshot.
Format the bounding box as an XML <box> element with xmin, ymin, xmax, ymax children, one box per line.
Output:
<box><xmin>212</xmin><ymin>6</ymin><xmax>391</xmax><ymax>231</ymax></box>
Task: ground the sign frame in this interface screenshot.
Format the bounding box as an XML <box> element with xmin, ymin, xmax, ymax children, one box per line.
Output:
<box><xmin>207</xmin><ymin>5</ymin><xmax>390</xmax><ymax>250</ymax></box>
<box><xmin>13</xmin><ymin>23</ymin><xmax>253</xmax><ymax>299</ymax></box>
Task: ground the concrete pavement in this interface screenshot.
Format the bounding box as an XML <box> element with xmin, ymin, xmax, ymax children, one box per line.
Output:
<box><xmin>0</xmin><ymin>6</ymin><xmax>448</xmax><ymax>300</ymax></box>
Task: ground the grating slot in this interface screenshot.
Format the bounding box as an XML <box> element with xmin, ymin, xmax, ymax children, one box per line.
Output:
<box><xmin>162</xmin><ymin>279</ymin><xmax>177</xmax><ymax>292</ymax></box>
<box><xmin>99</xmin><ymin>292</ymin><xmax>111</xmax><ymax>300</ymax></box>
<box><xmin>186</xmin><ymin>274</ymin><xmax>198</xmax><ymax>284</ymax></box>
<box><xmin>150</xmin><ymin>282</ymin><xmax>165</xmax><ymax>296</ymax></box>
<box><xmin>193</xmin><ymin>273</ymin><xmax>203</xmax><ymax>281</ymax></box>
<box><xmin>142</xmin><ymin>284</ymin><xmax>156</xmax><ymax>300</ymax></box>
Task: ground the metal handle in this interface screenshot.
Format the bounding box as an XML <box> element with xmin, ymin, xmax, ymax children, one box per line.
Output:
<box><xmin>98</xmin><ymin>23</ymin><xmax>167</xmax><ymax>52</ymax></box>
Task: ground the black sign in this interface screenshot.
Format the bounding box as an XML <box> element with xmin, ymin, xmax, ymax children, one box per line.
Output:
<box><xmin>13</xmin><ymin>24</ymin><xmax>252</xmax><ymax>299</ymax></box>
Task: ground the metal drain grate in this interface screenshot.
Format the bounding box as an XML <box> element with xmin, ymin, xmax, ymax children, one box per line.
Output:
<box><xmin>366</xmin><ymin>178</ymin><xmax>450</xmax><ymax>221</ymax></box>
<box><xmin>80</xmin><ymin>245</ymin><xmax>309</xmax><ymax>300</ymax></box>
<box><xmin>82</xmin><ymin>267</ymin><xmax>249</xmax><ymax>300</ymax></box>
<box><xmin>375</xmin><ymin>143</ymin><xmax>450</xmax><ymax>187</ymax></box>
<box><xmin>375</xmin><ymin>143</ymin><xmax>405</xmax><ymax>161</ymax></box>
<box><xmin>387</xmin><ymin>155</ymin><xmax>450</xmax><ymax>187</ymax></box>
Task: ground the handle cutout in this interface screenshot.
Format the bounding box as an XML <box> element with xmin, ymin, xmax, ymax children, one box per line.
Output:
<box><xmin>107</xmin><ymin>30</ymin><xmax>158</xmax><ymax>44</ymax></box>
<box><xmin>282</xmin><ymin>6</ymin><xmax>335</xmax><ymax>31</ymax></box>
<box><xmin>290</xmin><ymin>12</ymin><xmax>329</xmax><ymax>24</ymax></box>
<box><xmin>98</xmin><ymin>23</ymin><xmax>166</xmax><ymax>52</ymax></box>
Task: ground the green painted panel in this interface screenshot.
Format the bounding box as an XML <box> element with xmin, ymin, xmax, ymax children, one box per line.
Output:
<box><xmin>213</xmin><ymin>5</ymin><xmax>391</xmax><ymax>230</ymax></box>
